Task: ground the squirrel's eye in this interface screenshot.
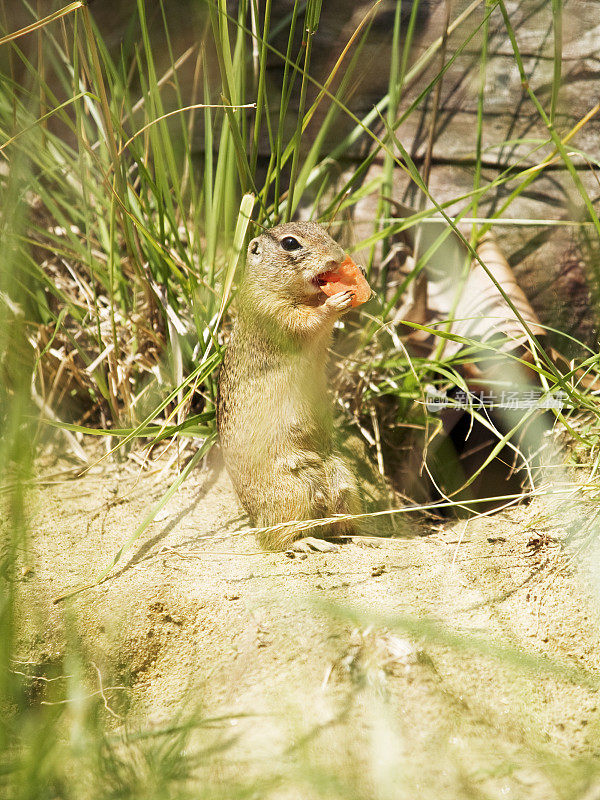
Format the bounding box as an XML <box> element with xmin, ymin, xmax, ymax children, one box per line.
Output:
<box><xmin>280</xmin><ymin>236</ymin><xmax>302</xmax><ymax>251</ymax></box>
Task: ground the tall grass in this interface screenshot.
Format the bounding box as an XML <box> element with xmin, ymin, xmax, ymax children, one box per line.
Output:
<box><xmin>3</xmin><ymin>0</ymin><xmax>596</xmax><ymax>453</ymax></box>
<box><xmin>2</xmin><ymin>0</ymin><xmax>600</xmax><ymax>796</ymax></box>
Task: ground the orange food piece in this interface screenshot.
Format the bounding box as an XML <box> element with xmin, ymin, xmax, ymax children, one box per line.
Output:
<box><xmin>318</xmin><ymin>256</ymin><xmax>372</xmax><ymax>307</ymax></box>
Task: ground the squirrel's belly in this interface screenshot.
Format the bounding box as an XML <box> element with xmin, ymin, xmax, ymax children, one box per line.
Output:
<box><xmin>221</xmin><ymin>401</ymin><xmax>331</xmax><ymax>459</ymax></box>
<box><xmin>220</xmin><ymin>399</ymin><xmax>332</xmax><ymax>480</ymax></box>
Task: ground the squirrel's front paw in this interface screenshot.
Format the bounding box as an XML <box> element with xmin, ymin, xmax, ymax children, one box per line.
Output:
<box><xmin>324</xmin><ymin>289</ymin><xmax>354</xmax><ymax>313</ymax></box>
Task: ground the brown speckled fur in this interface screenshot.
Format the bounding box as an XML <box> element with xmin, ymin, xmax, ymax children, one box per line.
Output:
<box><xmin>216</xmin><ymin>222</ymin><xmax>362</xmax><ymax>550</ymax></box>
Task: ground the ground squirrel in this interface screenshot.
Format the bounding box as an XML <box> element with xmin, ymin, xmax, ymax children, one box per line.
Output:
<box><xmin>216</xmin><ymin>222</ymin><xmax>373</xmax><ymax>553</ymax></box>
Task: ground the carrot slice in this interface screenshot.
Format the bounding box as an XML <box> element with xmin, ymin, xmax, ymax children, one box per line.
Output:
<box><xmin>318</xmin><ymin>256</ymin><xmax>372</xmax><ymax>307</ymax></box>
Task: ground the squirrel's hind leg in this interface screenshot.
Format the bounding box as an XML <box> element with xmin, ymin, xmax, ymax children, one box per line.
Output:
<box><xmin>254</xmin><ymin>461</ymin><xmax>353</xmax><ymax>552</ymax></box>
<box><xmin>327</xmin><ymin>455</ymin><xmax>362</xmax><ymax>537</ymax></box>
<box><xmin>280</xmin><ymin>457</ymin><xmax>362</xmax><ymax>553</ymax></box>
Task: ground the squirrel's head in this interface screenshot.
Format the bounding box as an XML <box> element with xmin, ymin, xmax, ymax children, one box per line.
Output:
<box><xmin>244</xmin><ymin>222</ymin><xmax>346</xmax><ymax>304</ymax></box>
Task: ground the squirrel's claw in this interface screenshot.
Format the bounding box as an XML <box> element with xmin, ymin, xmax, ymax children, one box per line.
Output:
<box><xmin>285</xmin><ymin>536</ymin><xmax>341</xmax><ymax>556</ymax></box>
<box><xmin>324</xmin><ymin>289</ymin><xmax>354</xmax><ymax>313</ymax></box>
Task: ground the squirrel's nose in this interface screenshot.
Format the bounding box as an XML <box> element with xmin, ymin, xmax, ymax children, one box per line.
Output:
<box><xmin>322</xmin><ymin>254</ymin><xmax>344</xmax><ymax>271</ymax></box>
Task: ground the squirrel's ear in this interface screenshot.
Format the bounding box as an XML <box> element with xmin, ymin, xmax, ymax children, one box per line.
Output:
<box><xmin>248</xmin><ymin>238</ymin><xmax>260</xmax><ymax>256</ymax></box>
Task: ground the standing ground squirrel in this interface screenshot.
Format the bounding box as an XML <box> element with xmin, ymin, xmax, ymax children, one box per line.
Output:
<box><xmin>216</xmin><ymin>222</ymin><xmax>374</xmax><ymax>553</ymax></box>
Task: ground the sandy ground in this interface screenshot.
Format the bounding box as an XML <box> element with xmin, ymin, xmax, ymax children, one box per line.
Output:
<box><xmin>17</xmin><ymin>444</ymin><xmax>600</xmax><ymax>799</ymax></box>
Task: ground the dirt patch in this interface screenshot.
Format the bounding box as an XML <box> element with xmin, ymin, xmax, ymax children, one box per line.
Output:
<box><xmin>16</xmin><ymin>445</ymin><xmax>600</xmax><ymax>799</ymax></box>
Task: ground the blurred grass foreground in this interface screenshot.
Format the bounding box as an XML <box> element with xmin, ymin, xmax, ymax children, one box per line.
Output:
<box><xmin>2</xmin><ymin>0</ymin><xmax>600</xmax><ymax>798</ymax></box>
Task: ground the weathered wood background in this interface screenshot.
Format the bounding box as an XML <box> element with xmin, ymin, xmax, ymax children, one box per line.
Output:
<box><xmin>4</xmin><ymin>0</ymin><xmax>599</xmax><ymax>348</ymax></box>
